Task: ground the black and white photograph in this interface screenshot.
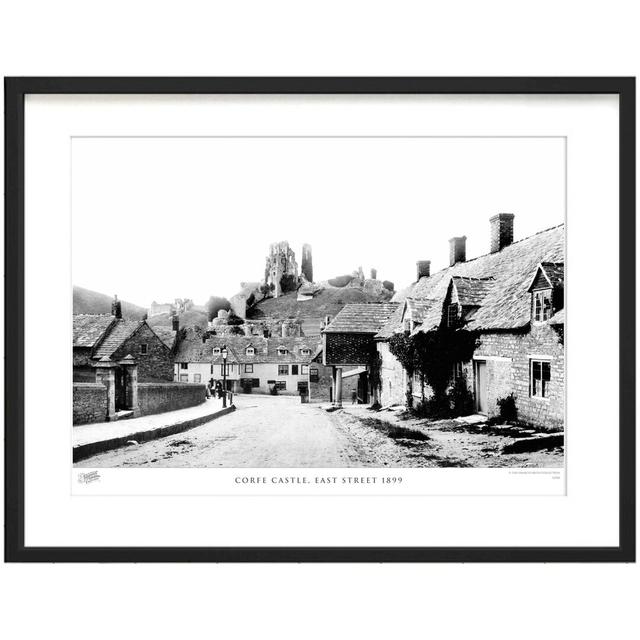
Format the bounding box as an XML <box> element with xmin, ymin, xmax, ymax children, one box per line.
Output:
<box><xmin>71</xmin><ymin>136</ymin><xmax>565</xmax><ymax>470</ymax></box>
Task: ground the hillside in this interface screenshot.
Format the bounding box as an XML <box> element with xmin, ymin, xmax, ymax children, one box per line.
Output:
<box><xmin>147</xmin><ymin>309</ymin><xmax>209</xmax><ymax>330</ymax></box>
<box><xmin>247</xmin><ymin>287</ymin><xmax>393</xmax><ymax>335</ymax></box>
<box><xmin>73</xmin><ymin>285</ymin><xmax>146</xmax><ymax>319</ymax></box>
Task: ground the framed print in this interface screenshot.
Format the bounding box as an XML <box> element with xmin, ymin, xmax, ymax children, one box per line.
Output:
<box><xmin>4</xmin><ymin>77</ymin><xmax>635</xmax><ymax>562</ymax></box>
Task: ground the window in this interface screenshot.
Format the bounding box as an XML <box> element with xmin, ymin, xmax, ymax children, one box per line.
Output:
<box><xmin>193</xmin><ymin>374</ymin><xmax>201</xmax><ymax>383</ymax></box>
<box><xmin>278</xmin><ymin>365</ymin><xmax>289</xmax><ymax>376</ymax></box>
<box><xmin>452</xmin><ymin>361</ymin><xmax>463</xmax><ymax>380</ymax></box>
<box><xmin>140</xmin><ymin>343</ymin><xmax>148</xmax><ymax>355</ymax></box>
<box><xmin>241</xmin><ymin>377</ymin><xmax>260</xmax><ymax>388</ymax></box>
<box><xmin>275</xmin><ymin>381</ymin><xmax>287</xmax><ymax>390</ymax></box>
<box><xmin>300</xmin><ymin>348</ymin><xmax>311</xmax><ymax>356</ymax></box>
<box><xmin>309</xmin><ymin>367</ymin><xmax>319</xmax><ymax>382</ymax></box>
<box><xmin>301</xmin><ymin>364</ymin><xmax>309</xmax><ymax>375</ymax></box>
<box><xmin>220</xmin><ymin>363</ymin><xmax>233</xmax><ymax>375</ymax></box>
<box><xmin>447</xmin><ymin>303</ymin><xmax>459</xmax><ymax>327</ymax></box>
<box><xmin>180</xmin><ymin>363</ymin><xmax>188</xmax><ymax>370</ymax></box>
<box><xmin>533</xmin><ymin>290</ymin><xmax>553</xmax><ymax>322</ymax></box>
<box><xmin>246</xmin><ymin>347</ymin><xmax>255</xmax><ymax>356</ymax></box>
<box><xmin>179</xmin><ymin>374</ymin><xmax>188</xmax><ymax>382</ymax></box>
<box><xmin>530</xmin><ymin>359</ymin><xmax>551</xmax><ymax>398</ymax></box>
<box><xmin>212</xmin><ymin>347</ymin><xmax>221</xmax><ymax>355</ymax></box>
<box><xmin>291</xmin><ymin>365</ymin><xmax>299</xmax><ymax>375</ymax></box>
<box><xmin>245</xmin><ymin>364</ymin><xmax>253</xmax><ymax>373</ymax></box>
<box><xmin>277</xmin><ymin>347</ymin><xmax>288</xmax><ymax>355</ymax></box>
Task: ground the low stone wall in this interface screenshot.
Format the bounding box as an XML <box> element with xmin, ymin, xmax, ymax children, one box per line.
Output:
<box><xmin>73</xmin><ymin>382</ymin><xmax>108</xmax><ymax>425</ymax></box>
<box><xmin>137</xmin><ymin>382</ymin><xmax>207</xmax><ymax>417</ymax></box>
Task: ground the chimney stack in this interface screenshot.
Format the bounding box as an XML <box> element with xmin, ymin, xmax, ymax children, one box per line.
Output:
<box><xmin>416</xmin><ymin>260</ymin><xmax>431</xmax><ymax>280</ymax></box>
<box><xmin>370</xmin><ymin>268</ymin><xmax>377</xmax><ymax>280</ymax></box>
<box><xmin>171</xmin><ymin>314</ymin><xmax>179</xmax><ymax>332</ymax></box>
<box><xmin>111</xmin><ymin>295</ymin><xmax>122</xmax><ymax>319</ymax></box>
<box><xmin>449</xmin><ymin>236</ymin><xmax>467</xmax><ymax>266</ymax></box>
<box><xmin>490</xmin><ymin>213</ymin><xmax>515</xmax><ymax>253</ymax></box>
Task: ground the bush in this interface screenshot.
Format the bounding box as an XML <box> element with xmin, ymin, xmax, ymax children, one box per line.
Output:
<box><xmin>229</xmin><ymin>326</ymin><xmax>245</xmax><ymax>335</ymax></box>
<box><xmin>279</xmin><ymin>274</ymin><xmax>298</xmax><ymax>294</ymax></box>
<box><xmin>328</xmin><ymin>274</ymin><xmax>354</xmax><ymax>288</ymax></box>
<box><xmin>205</xmin><ymin>296</ymin><xmax>231</xmax><ymax>321</ymax></box>
<box><xmin>497</xmin><ymin>394</ymin><xmax>518</xmax><ymax>422</ymax></box>
<box><xmin>226</xmin><ymin>312</ymin><xmax>245</xmax><ymax>326</ymax></box>
<box><xmin>449</xmin><ymin>377</ymin><xmax>474</xmax><ymax>416</ymax></box>
<box><xmin>382</xmin><ymin>280</ymin><xmax>395</xmax><ymax>292</ymax></box>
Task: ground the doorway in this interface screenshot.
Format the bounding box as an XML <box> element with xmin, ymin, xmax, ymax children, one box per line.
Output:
<box><xmin>474</xmin><ymin>360</ymin><xmax>488</xmax><ymax>414</ymax></box>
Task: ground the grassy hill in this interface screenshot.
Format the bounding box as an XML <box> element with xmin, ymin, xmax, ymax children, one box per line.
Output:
<box><xmin>247</xmin><ymin>287</ymin><xmax>393</xmax><ymax>335</ymax></box>
<box><xmin>147</xmin><ymin>309</ymin><xmax>209</xmax><ymax>330</ymax></box>
<box><xmin>73</xmin><ymin>285</ymin><xmax>146</xmax><ymax>319</ymax></box>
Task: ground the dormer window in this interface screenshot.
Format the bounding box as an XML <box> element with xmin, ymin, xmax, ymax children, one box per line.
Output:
<box><xmin>277</xmin><ymin>347</ymin><xmax>288</xmax><ymax>355</ymax></box>
<box><xmin>300</xmin><ymin>348</ymin><xmax>311</xmax><ymax>356</ymax></box>
<box><xmin>533</xmin><ymin>290</ymin><xmax>552</xmax><ymax>322</ymax></box>
<box><xmin>212</xmin><ymin>347</ymin><xmax>221</xmax><ymax>355</ymax></box>
<box><xmin>246</xmin><ymin>347</ymin><xmax>255</xmax><ymax>356</ymax></box>
<box><xmin>447</xmin><ymin>303</ymin><xmax>459</xmax><ymax>327</ymax></box>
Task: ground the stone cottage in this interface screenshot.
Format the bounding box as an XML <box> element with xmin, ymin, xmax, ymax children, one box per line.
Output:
<box><xmin>376</xmin><ymin>214</ymin><xmax>565</xmax><ymax>429</ymax></box>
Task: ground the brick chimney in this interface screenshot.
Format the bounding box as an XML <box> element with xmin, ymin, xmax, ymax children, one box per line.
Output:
<box><xmin>416</xmin><ymin>260</ymin><xmax>431</xmax><ymax>280</ymax></box>
<box><xmin>490</xmin><ymin>213</ymin><xmax>515</xmax><ymax>253</ymax></box>
<box><xmin>449</xmin><ymin>236</ymin><xmax>466</xmax><ymax>266</ymax></box>
<box><xmin>111</xmin><ymin>295</ymin><xmax>122</xmax><ymax>319</ymax></box>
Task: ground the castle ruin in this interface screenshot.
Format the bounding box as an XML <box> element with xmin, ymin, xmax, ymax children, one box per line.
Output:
<box><xmin>265</xmin><ymin>241</ymin><xmax>299</xmax><ymax>298</ymax></box>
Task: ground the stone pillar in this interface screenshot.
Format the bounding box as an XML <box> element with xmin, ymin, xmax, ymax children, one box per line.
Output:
<box><xmin>119</xmin><ymin>355</ymin><xmax>139</xmax><ymax>415</ymax></box>
<box><xmin>93</xmin><ymin>357</ymin><xmax>117</xmax><ymax>421</ymax></box>
<box><xmin>334</xmin><ymin>367</ymin><xmax>343</xmax><ymax>408</ymax></box>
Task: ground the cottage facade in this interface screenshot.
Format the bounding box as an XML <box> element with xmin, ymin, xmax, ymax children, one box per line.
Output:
<box><xmin>376</xmin><ymin>215</ymin><xmax>565</xmax><ymax>429</ymax></box>
<box><xmin>173</xmin><ymin>331</ymin><xmax>324</xmax><ymax>397</ymax></box>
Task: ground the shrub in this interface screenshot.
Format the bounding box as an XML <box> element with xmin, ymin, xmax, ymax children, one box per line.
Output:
<box><xmin>497</xmin><ymin>394</ymin><xmax>518</xmax><ymax>422</ymax></box>
<box><xmin>226</xmin><ymin>312</ymin><xmax>245</xmax><ymax>326</ymax></box>
<box><xmin>229</xmin><ymin>326</ymin><xmax>245</xmax><ymax>335</ymax></box>
<box><xmin>382</xmin><ymin>280</ymin><xmax>395</xmax><ymax>292</ymax></box>
<box><xmin>279</xmin><ymin>274</ymin><xmax>298</xmax><ymax>294</ymax></box>
<box><xmin>328</xmin><ymin>274</ymin><xmax>354</xmax><ymax>288</ymax></box>
<box><xmin>449</xmin><ymin>376</ymin><xmax>474</xmax><ymax>416</ymax></box>
<box><xmin>205</xmin><ymin>296</ymin><xmax>231</xmax><ymax>321</ymax></box>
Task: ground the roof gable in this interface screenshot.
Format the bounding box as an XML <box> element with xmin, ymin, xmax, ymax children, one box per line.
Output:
<box><xmin>73</xmin><ymin>314</ymin><xmax>116</xmax><ymax>348</ymax></box>
<box><xmin>391</xmin><ymin>224</ymin><xmax>564</xmax><ymax>332</ymax></box>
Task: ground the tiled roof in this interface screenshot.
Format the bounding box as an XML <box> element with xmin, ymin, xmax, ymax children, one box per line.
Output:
<box><xmin>540</xmin><ymin>262</ymin><xmax>564</xmax><ymax>288</ymax></box>
<box><xmin>73</xmin><ymin>314</ymin><xmax>116</xmax><ymax>348</ymax></box>
<box><xmin>323</xmin><ymin>303</ymin><xmax>400</xmax><ymax>334</ymax></box>
<box><xmin>174</xmin><ymin>332</ymin><xmax>322</xmax><ymax>364</ymax></box>
<box><xmin>452</xmin><ymin>276</ymin><xmax>495</xmax><ymax>306</ymax></box>
<box><xmin>93</xmin><ymin>319</ymin><xmax>142</xmax><ymax>358</ymax></box>
<box><xmin>405</xmin><ymin>298</ymin><xmax>431</xmax><ymax>323</ymax></box>
<box><xmin>549</xmin><ymin>308</ymin><xmax>565</xmax><ymax>325</ymax></box>
<box><xmin>392</xmin><ymin>224</ymin><xmax>564</xmax><ymax>332</ymax></box>
<box><xmin>375</xmin><ymin>304</ymin><xmax>406</xmax><ymax>339</ymax></box>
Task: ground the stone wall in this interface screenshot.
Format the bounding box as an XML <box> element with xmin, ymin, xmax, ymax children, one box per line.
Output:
<box><xmin>137</xmin><ymin>382</ymin><xmax>207</xmax><ymax>417</ymax></box>
<box><xmin>114</xmin><ymin>323</ymin><xmax>174</xmax><ymax>382</ymax></box>
<box><xmin>377</xmin><ymin>341</ymin><xmax>407</xmax><ymax>406</ymax></box>
<box><xmin>473</xmin><ymin>324</ymin><xmax>564</xmax><ymax>430</ymax></box>
<box><xmin>73</xmin><ymin>382</ymin><xmax>108</xmax><ymax>425</ymax></box>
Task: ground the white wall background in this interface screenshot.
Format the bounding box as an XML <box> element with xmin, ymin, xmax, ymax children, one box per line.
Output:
<box><xmin>1</xmin><ymin>2</ymin><xmax>638</xmax><ymax>640</ymax></box>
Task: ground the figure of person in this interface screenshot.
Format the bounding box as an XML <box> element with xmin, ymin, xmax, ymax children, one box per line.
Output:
<box><xmin>351</xmin><ymin>389</ymin><xmax>358</xmax><ymax>404</ymax></box>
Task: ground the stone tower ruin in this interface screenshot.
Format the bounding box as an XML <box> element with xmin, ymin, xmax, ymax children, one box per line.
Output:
<box><xmin>301</xmin><ymin>243</ymin><xmax>313</xmax><ymax>283</ymax></box>
<box><xmin>265</xmin><ymin>241</ymin><xmax>299</xmax><ymax>298</ymax></box>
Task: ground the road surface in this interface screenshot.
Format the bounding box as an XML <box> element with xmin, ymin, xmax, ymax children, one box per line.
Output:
<box><xmin>76</xmin><ymin>395</ymin><xmax>360</xmax><ymax>468</ymax></box>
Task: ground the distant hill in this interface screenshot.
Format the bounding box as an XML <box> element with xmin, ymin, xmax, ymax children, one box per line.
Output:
<box><xmin>147</xmin><ymin>309</ymin><xmax>209</xmax><ymax>330</ymax></box>
<box><xmin>73</xmin><ymin>286</ymin><xmax>146</xmax><ymax>319</ymax></box>
<box><xmin>247</xmin><ymin>287</ymin><xmax>393</xmax><ymax>335</ymax></box>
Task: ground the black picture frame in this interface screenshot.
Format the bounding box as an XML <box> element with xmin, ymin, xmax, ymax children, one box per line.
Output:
<box><xmin>4</xmin><ymin>77</ymin><xmax>635</xmax><ymax>563</ymax></box>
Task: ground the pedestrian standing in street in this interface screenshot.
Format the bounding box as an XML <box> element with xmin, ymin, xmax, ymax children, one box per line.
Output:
<box><xmin>351</xmin><ymin>389</ymin><xmax>358</xmax><ymax>404</ymax></box>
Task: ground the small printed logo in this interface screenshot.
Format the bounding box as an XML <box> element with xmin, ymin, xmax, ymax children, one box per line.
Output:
<box><xmin>78</xmin><ymin>470</ymin><xmax>101</xmax><ymax>484</ymax></box>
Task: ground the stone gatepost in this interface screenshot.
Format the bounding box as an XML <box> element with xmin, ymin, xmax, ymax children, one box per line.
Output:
<box><xmin>119</xmin><ymin>354</ymin><xmax>139</xmax><ymax>416</ymax></box>
<box><xmin>334</xmin><ymin>367</ymin><xmax>343</xmax><ymax>408</ymax></box>
<box><xmin>93</xmin><ymin>356</ymin><xmax>117</xmax><ymax>421</ymax></box>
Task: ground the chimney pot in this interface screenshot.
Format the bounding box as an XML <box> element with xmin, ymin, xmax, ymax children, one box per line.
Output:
<box><xmin>416</xmin><ymin>260</ymin><xmax>431</xmax><ymax>280</ymax></box>
<box><xmin>448</xmin><ymin>236</ymin><xmax>467</xmax><ymax>266</ymax></box>
<box><xmin>111</xmin><ymin>295</ymin><xmax>122</xmax><ymax>319</ymax></box>
<box><xmin>490</xmin><ymin>213</ymin><xmax>515</xmax><ymax>253</ymax></box>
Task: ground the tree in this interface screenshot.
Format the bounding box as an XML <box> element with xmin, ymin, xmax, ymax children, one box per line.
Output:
<box><xmin>205</xmin><ymin>296</ymin><xmax>231</xmax><ymax>321</ymax></box>
<box><xmin>279</xmin><ymin>273</ymin><xmax>298</xmax><ymax>294</ymax></box>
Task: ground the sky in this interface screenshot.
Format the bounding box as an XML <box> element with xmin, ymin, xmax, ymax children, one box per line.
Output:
<box><xmin>72</xmin><ymin>136</ymin><xmax>565</xmax><ymax>306</ymax></box>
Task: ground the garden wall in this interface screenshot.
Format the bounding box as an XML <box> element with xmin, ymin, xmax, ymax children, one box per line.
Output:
<box><xmin>73</xmin><ymin>382</ymin><xmax>108</xmax><ymax>425</ymax></box>
<box><xmin>137</xmin><ymin>382</ymin><xmax>206</xmax><ymax>417</ymax></box>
